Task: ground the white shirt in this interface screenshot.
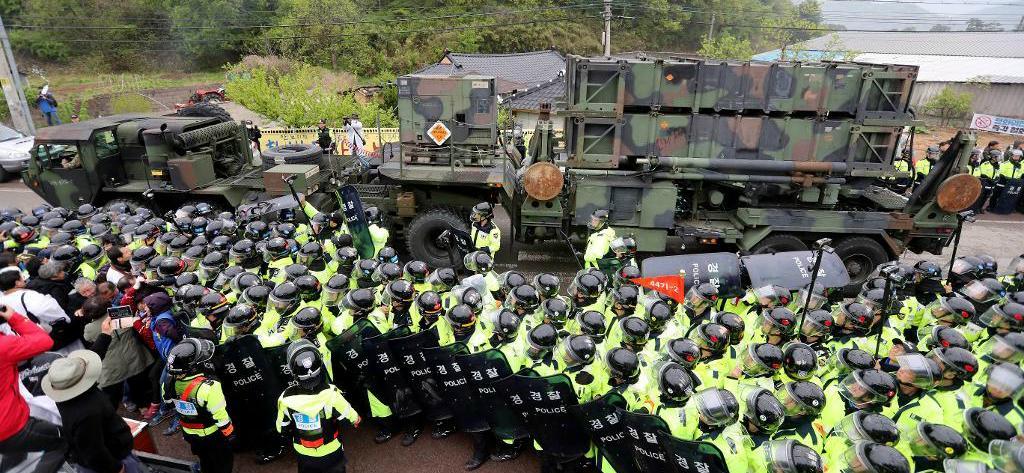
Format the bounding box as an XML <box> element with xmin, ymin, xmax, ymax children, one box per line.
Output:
<box><xmin>106</xmin><ymin>266</ymin><xmax>127</xmax><ymax>286</ymax></box>
<box><xmin>345</xmin><ymin>120</ymin><xmax>365</xmax><ymax>151</ymax></box>
<box><xmin>0</xmin><ymin>289</ymin><xmax>83</xmax><ymax>355</ymax></box>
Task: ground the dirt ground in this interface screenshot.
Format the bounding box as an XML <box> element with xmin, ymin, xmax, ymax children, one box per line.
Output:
<box><xmin>911</xmin><ymin>125</ymin><xmax>1008</xmax><ymax>160</ymax></box>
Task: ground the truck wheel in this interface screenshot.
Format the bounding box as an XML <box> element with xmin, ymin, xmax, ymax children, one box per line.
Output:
<box><xmin>262</xmin><ymin>144</ymin><xmax>322</xmax><ymax>164</ymax></box>
<box><xmin>0</xmin><ymin>167</ymin><xmax>10</xmax><ymax>182</ymax></box>
<box><xmin>406</xmin><ymin>207</ymin><xmax>468</xmax><ymax>268</ymax></box>
<box><xmin>750</xmin><ymin>234</ymin><xmax>808</xmax><ymax>254</ymax></box>
<box><xmin>176</xmin><ymin>102</ymin><xmax>233</xmax><ymax>123</ymax></box>
<box><xmin>834</xmin><ymin>236</ymin><xmax>889</xmax><ymax>296</ymax></box>
<box><xmin>103</xmin><ymin>198</ymin><xmax>143</xmax><ymax>213</ymax></box>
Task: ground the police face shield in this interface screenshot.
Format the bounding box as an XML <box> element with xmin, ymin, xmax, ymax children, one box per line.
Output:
<box><xmin>801</xmin><ymin>314</ymin><xmax>831</xmax><ymax>343</ymax></box>
<box><xmin>685</xmin><ymin>287</ymin><xmax>712</xmax><ymax>314</ymax></box>
<box><xmin>894</xmin><ymin>354</ymin><xmax>938</xmax><ymax>389</ymax></box>
<box><xmin>776</xmin><ymin>383</ymin><xmax>823</xmax><ymax>418</ymax></box>
<box><xmin>654</xmin><ymin>361</ymin><xmax>693</xmax><ymax>407</ymax></box>
<box><xmin>753</xmin><ymin>285</ymin><xmax>784</xmax><ymax>308</ymax></box>
<box><xmin>990</xmin><ymin>439</ymin><xmax>1024</xmax><ymax>473</ymax></box>
<box><xmin>943</xmin><ymin>460</ymin><xmax>992</xmax><ymax>473</ymax></box>
<box><xmin>762</xmin><ymin>440</ymin><xmax>822</xmax><ymax>473</ymax></box>
<box><xmin>951</xmin><ymin>258</ymin><xmax>977</xmax><ymax>279</ymax></box>
<box><xmin>839</xmin><ymin>372</ymin><xmax>893</xmax><ymax>408</ymax></box>
<box><xmin>323</xmin><ymin>286</ymin><xmax>346</xmax><ymax>307</ymax></box>
<box><xmin>740</xmin><ymin>344</ymin><xmax>779</xmax><ymax>377</ymax></box>
<box><xmin>1010</xmin><ymin>256</ymin><xmax>1024</xmax><ymax>278</ymax></box>
<box><xmin>992</xmin><ymin>335</ymin><xmax>1024</xmax><ymax>364</ymax></box>
<box><xmin>962</xmin><ymin>280</ymin><xmax>1003</xmax><ymax>307</ymax></box>
<box><xmin>211</xmin><ymin>271</ymin><xmax>232</xmax><ymax>292</ymax></box>
<box><xmin>839</xmin><ymin>442</ymin><xmax>894</xmax><ymax>473</ymax></box>
<box><xmin>793</xmin><ymin>287</ymin><xmax>828</xmax><ymax>312</ymax></box>
<box><xmin>980</xmin><ymin>304</ymin><xmax>1024</xmax><ymax>332</ymax></box>
<box><xmin>694</xmin><ymin>389</ymin><xmax>738</xmax><ymax>427</ymax></box>
<box><xmin>130</xmin><ymin>259</ymin><xmax>147</xmax><ymax>275</ymax></box>
<box><xmin>269</xmin><ymin>292</ymin><xmax>294</xmax><ymax>313</ymax></box>
<box><xmin>926</xmin><ymin>297</ymin><xmax>973</xmax><ymax>326</ymax></box>
<box><xmin>986</xmin><ymin>363</ymin><xmax>1024</xmax><ymax>401</ymax></box>
<box><xmin>588</xmin><ymin>214</ymin><xmax>604</xmax><ymax>231</ymax></box>
<box><xmin>197</xmin><ymin>263</ymin><xmax>220</xmax><ymax>283</ymax></box>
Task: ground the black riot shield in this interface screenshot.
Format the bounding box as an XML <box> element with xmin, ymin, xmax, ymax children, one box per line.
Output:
<box><xmin>326</xmin><ymin>318</ymin><xmax>381</xmax><ymax>415</ymax></box>
<box><xmin>421</xmin><ymin>343</ymin><xmax>479</xmax><ymax>430</ymax></box>
<box><xmin>741</xmin><ymin>250</ymin><xmax>850</xmax><ymax>291</ymax></box>
<box><xmin>458</xmin><ymin>349</ymin><xmax>526</xmax><ymax>440</ymax></box>
<box><xmin>388</xmin><ymin>327</ymin><xmax>444</xmax><ymax>419</ymax></box>
<box><xmin>18</xmin><ymin>352</ymin><xmax>61</xmax><ymax>396</ymax></box>
<box><xmin>216</xmin><ymin>335</ymin><xmax>283</xmax><ymax>449</ymax></box>
<box><xmin>657</xmin><ymin>431</ymin><xmax>729</xmax><ymax>473</ymax></box>
<box><xmin>571</xmin><ymin>393</ymin><xmax>637</xmax><ymax>473</ymax></box>
<box><xmin>994</xmin><ymin>177</ymin><xmax>1023</xmax><ymax>214</ymax></box>
<box><xmin>337</xmin><ymin>185</ymin><xmax>375</xmax><ymax>259</ymax></box>
<box><xmin>442</xmin><ymin>226</ymin><xmax>474</xmax><ymax>272</ymax></box>
<box><xmin>362</xmin><ymin>326</ymin><xmax>421</xmax><ymax>418</ymax></box>
<box><xmin>616</xmin><ymin>409</ymin><xmax>675</xmax><ymax>473</ymax></box>
<box><xmin>264</xmin><ymin>343</ymin><xmax>299</xmax><ymax>391</ymax></box>
<box><xmin>495</xmin><ymin>373</ymin><xmax>589</xmax><ymax>461</ymax></box>
<box><xmin>641</xmin><ymin>253</ymin><xmax>743</xmax><ymax>298</ymax></box>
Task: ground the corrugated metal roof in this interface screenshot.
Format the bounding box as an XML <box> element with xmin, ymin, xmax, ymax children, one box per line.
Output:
<box><xmin>504</xmin><ymin>77</ymin><xmax>566</xmax><ymax>111</ymax></box>
<box><xmin>795</xmin><ymin>31</ymin><xmax>1024</xmax><ymax>58</ymax></box>
<box><xmin>414</xmin><ymin>50</ymin><xmax>566</xmax><ymax>95</ymax></box>
<box><xmin>853</xmin><ymin>53</ymin><xmax>1024</xmax><ymax>83</ymax></box>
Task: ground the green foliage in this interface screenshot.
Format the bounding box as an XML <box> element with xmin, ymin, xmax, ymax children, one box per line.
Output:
<box><xmin>923</xmin><ymin>86</ymin><xmax>972</xmax><ymax>126</ymax></box>
<box><xmin>109</xmin><ymin>94</ymin><xmax>153</xmax><ymax>114</ymax></box>
<box><xmin>698</xmin><ymin>33</ymin><xmax>754</xmax><ymax>60</ymax></box>
<box><xmin>225</xmin><ymin>61</ymin><xmax>397</xmax><ymax>128</ymax></box>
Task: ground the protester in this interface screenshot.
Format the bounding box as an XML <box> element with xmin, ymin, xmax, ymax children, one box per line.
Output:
<box><xmin>0</xmin><ymin>303</ymin><xmax>66</xmax><ymax>473</ymax></box>
<box><xmin>26</xmin><ymin>261</ymin><xmax>74</xmax><ymax>309</ymax></box>
<box><xmin>35</xmin><ymin>88</ymin><xmax>61</xmax><ymax>126</ymax></box>
<box><xmin>0</xmin><ymin>266</ymin><xmax>83</xmax><ymax>354</ymax></box>
<box><xmin>42</xmin><ymin>350</ymin><xmax>142</xmax><ymax>473</ymax></box>
<box><xmin>80</xmin><ymin>296</ymin><xmax>155</xmax><ymax>410</ymax></box>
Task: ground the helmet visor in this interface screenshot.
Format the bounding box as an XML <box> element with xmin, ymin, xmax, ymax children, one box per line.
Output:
<box><xmin>795</xmin><ymin>288</ymin><xmax>828</xmax><ymax>311</ymax></box>
<box><xmin>991</xmin><ymin>440</ymin><xmax>1024</xmax><ymax>473</ymax></box>
<box><xmin>987</xmin><ymin>363</ymin><xmax>1024</xmax><ymax>400</ymax></box>
<box><xmin>943</xmin><ymin>460</ymin><xmax>992</xmax><ymax>473</ymax></box>
<box><xmin>1009</xmin><ymin>256</ymin><xmax>1024</xmax><ymax>276</ymax></box>
<box><xmin>839</xmin><ymin>372</ymin><xmax>891</xmax><ymax>408</ymax></box>
<box><xmin>776</xmin><ymin>383</ymin><xmax>822</xmax><ymax>417</ymax></box>
<box><xmin>324</xmin><ymin>287</ymin><xmax>345</xmax><ymax>306</ymax></box>
<box><xmin>694</xmin><ymin>389</ymin><xmax>736</xmax><ymax>427</ymax></box>
<box><xmin>762</xmin><ymin>440</ymin><xmax>799</xmax><ymax>473</ymax></box>
<box><xmin>269</xmin><ymin>293</ymin><xmax>293</xmax><ymax>313</ymax></box>
<box><xmin>926</xmin><ymin>297</ymin><xmax>971</xmax><ymax>326</ymax></box>
<box><xmin>992</xmin><ymin>335</ymin><xmax>1024</xmax><ymax>364</ymax></box>
<box><xmin>962</xmin><ymin>280</ymin><xmax>1000</xmax><ymax>304</ymax></box>
<box><xmin>981</xmin><ymin>304</ymin><xmax>1023</xmax><ymax>330</ymax></box>
<box><xmin>951</xmin><ymin>258</ymin><xmax>976</xmax><ymax>276</ymax></box>
<box><xmin>894</xmin><ymin>354</ymin><xmax>937</xmax><ymax>389</ymax></box>
<box><xmin>741</xmin><ymin>344</ymin><xmax>773</xmax><ymax>377</ymax></box>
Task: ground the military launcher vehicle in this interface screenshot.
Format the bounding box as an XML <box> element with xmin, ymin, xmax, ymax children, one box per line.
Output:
<box><xmin>23</xmin><ymin>56</ymin><xmax>981</xmax><ymax>293</ymax></box>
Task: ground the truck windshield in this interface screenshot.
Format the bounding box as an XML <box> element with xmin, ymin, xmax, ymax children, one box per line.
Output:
<box><xmin>33</xmin><ymin>143</ymin><xmax>81</xmax><ymax>169</ymax></box>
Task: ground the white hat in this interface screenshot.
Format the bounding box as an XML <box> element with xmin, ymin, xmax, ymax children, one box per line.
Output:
<box><xmin>41</xmin><ymin>350</ymin><xmax>101</xmax><ymax>402</ymax></box>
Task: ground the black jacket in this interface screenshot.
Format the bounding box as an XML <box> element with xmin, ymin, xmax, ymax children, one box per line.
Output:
<box><xmin>25</xmin><ymin>278</ymin><xmax>73</xmax><ymax>311</ymax></box>
<box><xmin>55</xmin><ymin>387</ymin><xmax>133</xmax><ymax>473</ymax></box>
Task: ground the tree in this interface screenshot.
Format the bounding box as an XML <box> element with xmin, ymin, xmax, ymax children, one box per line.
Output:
<box><xmin>923</xmin><ymin>86</ymin><xmax>972</xmax><ymax>126</ymax></box>
<box><xmin>815</xmin><ymin>33</ymin><xmax>858</xmax><ymax>61</ymax></box>
<box><xmin>930</xmin><ymin>24</ymin><xmax>952</xmax><ymax>31</ymax></box>
<box><xmin>698</xmin><ymin>33</ymin><xmax>754</xmax><ymax>60</ymax></box>
<box><xmin>965</xmin><ymin>18</ymin><xmax>1003</xmax><ymax>32</ymax></box>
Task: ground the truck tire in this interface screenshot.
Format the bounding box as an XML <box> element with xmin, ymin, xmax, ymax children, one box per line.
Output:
<box><xmin>176</xmin><ymin>102</ymin><xmax>233</xmax><ymax>123</ymax></box>
<box><xmin>0</xmin><ymin>166</ymin><xmax>10</xmax><ymax>182</ymax></box>
<box><xmin>834</xmin><ymin>236</ymin><xmax>889</xmax><ymax>296</ymax></box>
<box><xmin>406</xmin><ymin>207</ymin><xmax>468</xmax><ymax>268</ymax></box>
<box><xmin>103</xmin><ymin>198</ymin><xmax>143</xmax><ymax>213</ymax></box>
<box><xmin>750</xmin><ymin>234</ymin><xmax>808</xmax><ymax>254</ymax></box>
<box><xmin>262</xmin><ymin>144</ymin><xmax>322</xmax><ymax>165</ymax></box>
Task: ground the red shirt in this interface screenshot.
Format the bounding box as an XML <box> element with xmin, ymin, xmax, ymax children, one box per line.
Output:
<box><xmin>0</xmin><ymin>312</ymin><xmax>54</xmax><ymax>441</ymax></box>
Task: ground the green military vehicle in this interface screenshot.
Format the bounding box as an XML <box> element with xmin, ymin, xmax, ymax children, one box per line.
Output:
<box><xmin>23</xmin><ymin>56</ymin><xmax>980</xmax><ymax>293</ymax></box>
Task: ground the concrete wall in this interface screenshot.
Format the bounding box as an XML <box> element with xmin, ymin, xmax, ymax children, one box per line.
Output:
<box><xmin>912</xmin><ymin>82</ymin><xmax>1024</xmax><ymax>120</ymax></box>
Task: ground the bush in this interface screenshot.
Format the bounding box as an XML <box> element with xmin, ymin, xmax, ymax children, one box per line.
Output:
<box><xmin>923</xmin><ymin>86</ymin><xmax>972</xmax><ymax>126</ymax></box>
<box><xmin>225</xmin><ymin>61</ymin><xmax>396</xmax><ymax>128</ymax></box>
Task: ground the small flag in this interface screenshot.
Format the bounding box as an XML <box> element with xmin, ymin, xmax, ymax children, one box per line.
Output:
<box><xmin>631</xmin><ymin>275</ymin><xmax>686</xmax><ymax>304</ymax></box>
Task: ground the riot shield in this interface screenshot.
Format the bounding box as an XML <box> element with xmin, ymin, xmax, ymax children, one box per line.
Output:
<box><xmin>264</xmin><ymin>343</ymin><xmax>299</xmax><ymax>391</ymax></box>
<box><xmin>616</xmin><ymin>408</ymin><xmax>675</xmax><ymax>473</ymax></box>
<box><xmin>571</xmin><ymin>393</ymin><xmax>637</xmax><ymax>473</ymax></box>
<box><xmin>420</xmin><ymin>343</ymin><xmax>478</xmax><ymax>431</ymax></box>
<box><xmin>657</xmin><ymin>431</ymin><xmax>728</xmax><ymax>473</ymax></box>
<box><xmin>325</xmin><ymin>318</ymin><xmax>382</xmax><ymax>415</ymax></box>
<box><xmin>337</xmin><ymin>185</ymin><xmax>375</xmax><ymax>259</ymax></box>
<box><xmin>641</xmin><ymin>253</ymin><xmax>743</xmax><ymax>298</ymax></box>
<box><xmin>216</xmin><ymin>335</ymin><xmax>284</xmax><ymax>450</ymax></box>
<box><xmin>741</xmin><ymin>250</ymin><xmax>850</xmax><ymax>290</ymax></box>
<box><xmin>458</xmin><ymin>349</ymin><xmax>527</xmax><ymax>440</ymax></box>
<box><xmin>494</xmin><ymin>373</ymin><xmax>590</xmax><ymax>461</ymax></box>
<box><xmin>993</xmin><ymin>177</ymin><xmax>1022</xmax><ymax>214</ymax></box>
<box><xmin>388</xmin><ymin>327</ymin><xmax>445</xmax><ymax>420</ymax></box>
<box><xmin>362</xmin><ymin>326</ymin><xmax>421</xmax><ymax>418</ymax></box>
<box><xmin>442</xmin><ymin>226</ymin><xmax>474</xmax><ymax>271</ymax></box>
<box><xmin>18</xmin><ymin>352</ymin><xmax>61</xmax><ymax>396</ymax></box>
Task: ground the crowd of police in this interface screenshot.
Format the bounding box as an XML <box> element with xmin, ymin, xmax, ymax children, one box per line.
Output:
<box><xmin>3</xmin><ymin>198</ymin><xmax>1024</xmax><ymax>473</ymax></box>
<box><xmin>891</xmin><ymin>140</ymin><xmax>1024</xmax><ymax>214</ymax></box>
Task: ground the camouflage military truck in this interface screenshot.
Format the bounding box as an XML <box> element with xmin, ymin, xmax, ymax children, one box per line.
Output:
<box><xmin>21</xmin><ymin>105</ymin><xmax>343</xmax><ymax>213</ymax></box>
<box><xmin>367</xmin><ymin>56</ymin><xmax>980</xmax><ymax>292</ymax></box>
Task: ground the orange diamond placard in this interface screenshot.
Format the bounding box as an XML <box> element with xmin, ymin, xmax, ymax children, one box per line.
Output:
<box><xmin>427</xmin><ymin>121</ymin><xmax>452</xmax><ymax>145</ymax></box>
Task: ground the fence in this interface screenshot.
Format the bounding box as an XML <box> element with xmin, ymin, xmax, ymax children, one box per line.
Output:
<box><xmin>260</xmin><ymin>127</ymin><xmax>542</xmax><ymax>154</ymax></box>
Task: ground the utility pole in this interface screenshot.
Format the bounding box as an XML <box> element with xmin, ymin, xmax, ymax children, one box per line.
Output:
<box><xmin>0</xmin><ymin>16</ymin><xmax>34</xmax><ymax>136</ymax></box>
<box><xmin>602</xmin><ymin>0</ymin><xmax>612</xmax><ymax>57</ymax></box>
<box><xmin>707</xmin><ymin>13</ymin><xmax>716</xmax><ymax>42</ymax></box>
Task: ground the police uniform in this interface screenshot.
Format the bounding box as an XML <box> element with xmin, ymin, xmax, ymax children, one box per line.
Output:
<box><xmin>172</xmin><ymin>374</ymin><xmax>235</xmax><ymax>473</ymax></box>
<box><xmin>471</xmin><ymin>221</ymin><xmax>501</xmax><ymax>256</ymax></box>
<box><xmin>277</xmin><ymin>384</ymin><xmax>360</xmax><ymax>472</ymax></box>
<box><xmin>584</xmin><ymin>227</ymin><xmax>616</xmax><ymax>269</ymax></box>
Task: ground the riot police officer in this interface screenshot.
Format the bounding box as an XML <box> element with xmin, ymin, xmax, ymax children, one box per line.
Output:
<box><xmin>167</xmin><ymin>338</ymin><xmax>236</xmax><ymax>473</ymax></box>
<box><xmin>470</xmin><ymin>202</ymin><xmax>500</xmax><ymax>257</ymax></box>
<box><xmin>583</xmin><ymin>209</ymin><xmax>616</xmax><ymax>271</ymax></box>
